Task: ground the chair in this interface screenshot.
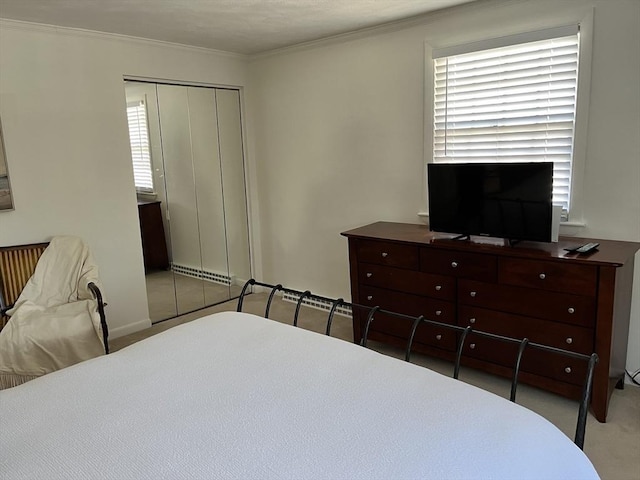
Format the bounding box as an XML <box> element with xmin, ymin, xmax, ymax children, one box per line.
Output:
<box><xmin>0</xmin><ymin>242</ymin><xmax>109</xmax><ymax>353</ymax></box>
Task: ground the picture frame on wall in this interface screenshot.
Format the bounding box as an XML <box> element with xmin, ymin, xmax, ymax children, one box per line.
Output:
<box><xmin>0</xmin><ymin>118</ymin><xmax>14</xmax><ymax>212</ymax></box>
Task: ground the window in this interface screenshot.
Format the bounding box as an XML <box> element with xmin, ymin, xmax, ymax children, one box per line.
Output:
<box><xmin>432</xmin><ymin>27</ymin><xmax>580</xmax><ymax>213</ymax></box>
<box><xmin>126</xmin><ymin>99</ymin><xmax>154</xmax><ymax>193</ymax></box>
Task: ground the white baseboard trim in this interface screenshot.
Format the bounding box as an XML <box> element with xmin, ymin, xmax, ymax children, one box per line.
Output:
<box><xmin>108</xmin><ymin>318</ymin><xmax>151</xmax><ymax>339</ymax></box>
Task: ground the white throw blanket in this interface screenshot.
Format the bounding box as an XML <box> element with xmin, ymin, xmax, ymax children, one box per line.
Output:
<box><xmin>0</xmin><ymin>236</ymin><xmax>105</xmax><ymax>389</ymax></box>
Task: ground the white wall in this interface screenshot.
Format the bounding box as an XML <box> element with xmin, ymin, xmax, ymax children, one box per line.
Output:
<box><xmin>247</xmin><ymin>0</ymin><xmax>640</xmax><ymax>372</ymax></box>
<box><xmin>0</xmin><ymin>20</ymin><xmax>248</xmax><ymax>337</ymax></box>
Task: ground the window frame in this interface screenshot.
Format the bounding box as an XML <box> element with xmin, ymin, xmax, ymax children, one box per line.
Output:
<box><xmin>422</xmin><ymin>12</ymin><xmax>594</xmax><ymax>230</ymax></box>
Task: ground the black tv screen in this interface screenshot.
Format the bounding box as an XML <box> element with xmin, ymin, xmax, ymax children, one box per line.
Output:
<box><xmin>427</xmin><ymin>162</ymin><xmax>553</xmax><ymax>242</ymax></box>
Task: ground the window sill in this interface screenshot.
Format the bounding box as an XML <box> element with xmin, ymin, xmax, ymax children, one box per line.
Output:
<box><xmin>558</xmin><ymin>221</ymin><xmax>587</xmax><ymax>237</ymax></box>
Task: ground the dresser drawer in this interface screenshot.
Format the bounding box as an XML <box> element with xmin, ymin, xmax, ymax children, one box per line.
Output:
<box><xmin>358</xmin><ymin>286</ymin><xmax>456</xmax><ymax>351</ymax></box>
<box><xmin>461</xmin><ymin>336</ymin><xmax>589</xmax><ymax>386</ymax></box>
<box><xmin>499</xmin><ymin>258</ymin><xmax>597</xmax><ymax>296</ymax></box>
<box><xmin>360</xmin><ymin>286</ymin><xmax>455</xmax><ymax>324</ymax></box>
<box><xmin>458</xmin><ymin>279</ymin><xmax>596</xmax><ymax>327</ymax></box>
<box><xmin>356</xmin><ymin>240</ymin><xmax>419</xmax><ymax>270</ymax></box>
<box><xmin>358</xmin><ymin>263</ymin><xmax>455</xmax><ymax>301</ymax></box>
<box><xmin>458</xmin><ymin>306</ymin><xmax>594</xmax><ymax>355</ymax></box>
<box><xmin>421</xmin><ymin>248</ymin><xmax>497</xmax><ymax>282</ymax></box>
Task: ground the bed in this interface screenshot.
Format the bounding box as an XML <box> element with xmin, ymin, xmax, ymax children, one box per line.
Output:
<box><xmin>1</xmin><ymin>308</ymin><xmax>599</xmax><ymax>479</ymax></box>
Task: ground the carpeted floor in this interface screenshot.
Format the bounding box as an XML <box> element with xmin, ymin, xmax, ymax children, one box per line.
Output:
<box><xmin>144</xmin><ymin>270</ymin><xmax>243</xmax><ymax>322</ymax></box>
<box><xmin>111</xmin><ymin>293</ymin><xmax>640</xmax><ymax>480</ymax></box>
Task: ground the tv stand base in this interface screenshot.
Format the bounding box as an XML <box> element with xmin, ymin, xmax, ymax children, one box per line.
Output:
<box><xmin>452</xmin><ymin>234</ymin><xmax>470</xmax><ymax>241</ymax></box>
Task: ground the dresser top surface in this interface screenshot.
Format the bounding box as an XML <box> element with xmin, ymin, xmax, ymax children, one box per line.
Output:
<box><xmin>341</xmin><ymin>222</ymin><xmax>640</xmax><ymax>267</ymax></box>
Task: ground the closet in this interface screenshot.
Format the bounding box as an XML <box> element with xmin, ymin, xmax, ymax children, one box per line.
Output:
<box><xmin>125</xmin><ymin>81</ymin><xmax>251</xmax><ymax>322</ymax></box>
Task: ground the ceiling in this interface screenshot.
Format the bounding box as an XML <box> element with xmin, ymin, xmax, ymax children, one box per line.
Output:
<box><xmin>0</xmin><ymin>0</ymin><xmax>477</xmax><ymax>55</ymax></box>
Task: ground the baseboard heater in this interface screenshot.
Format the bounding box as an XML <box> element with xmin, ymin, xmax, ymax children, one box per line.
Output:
<box><xmin>281</xmin><ymin>290</ymin><xmax>352</xmax><ymax>318</ymax></box>
<box><xmin>171</xmin><ymin>264</ymin><xmax>233</xmax><ymax>286</ymax></box>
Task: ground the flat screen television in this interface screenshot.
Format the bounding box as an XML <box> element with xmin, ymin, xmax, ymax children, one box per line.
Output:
<box><xmin>427</xmin><ymin>162</ymin><xmax>554</xmax><ymax>243</ymax></box>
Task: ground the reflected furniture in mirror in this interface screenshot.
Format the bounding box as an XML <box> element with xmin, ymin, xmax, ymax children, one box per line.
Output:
<box><xmin>138</xmin><ymin>200</ymin><xmax>169</xmax><ymax>271</ymax></box>
<box><xmin>0</xmin><ymin>119</ymin><xmax>14</xmax><ymax>211</ymax></box>
<box><xmin>125</xmin><ymin>81</ymin><xmax>251</xmax><ymax>323</ymax></box>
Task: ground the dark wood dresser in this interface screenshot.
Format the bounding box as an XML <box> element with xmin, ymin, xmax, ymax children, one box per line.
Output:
<box><xmin>138</xmin><ymin>200</ymin><xmax>170</xmax><ymax>271</ymax></box>
<box><xmin>342</xmin><ymin>221</ymin><xmax>639</xmax><ymax>422</ymax></box>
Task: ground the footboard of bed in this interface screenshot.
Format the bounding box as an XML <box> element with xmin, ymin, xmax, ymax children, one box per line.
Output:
<box><xmin>236</xmin><ymin>278</ymin><xmax>598</xmax><ymax>450</ymax></box>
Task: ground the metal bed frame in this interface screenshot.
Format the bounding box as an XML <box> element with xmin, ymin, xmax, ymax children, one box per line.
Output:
<box><xmin>237</xmin><ymin>279</ymin><xmax>598</xmax><ymax>450</ymax></box>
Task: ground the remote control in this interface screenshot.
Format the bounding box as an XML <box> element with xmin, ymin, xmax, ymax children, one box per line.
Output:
<box><xmin>575</xmin><ymin>242</ymin><xmax>599</xmax><ymax>254</ymax></box>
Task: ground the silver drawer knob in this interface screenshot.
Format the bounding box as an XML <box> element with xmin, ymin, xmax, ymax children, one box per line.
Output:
<box><xmin>451</xmin><ymin>261</ymin><xmax>458</xmax><ymax>268</ymax></box>
<box><xmin>470</xmin><ymin>291</ymin><xmax>477</xmax><ymax>297</ymax></box>
<box><xmin>565</xmin><ymin>367</ymin><xmax>572</xmax><ymax>374</ymax></box>
<box><xmin>436</xmin><ymin>334</ymin><xmax>442</xmax><ymax>340</ymax></box>
<box><xmin>469</xmin><ymin>343</ymin><xmax>476</xmax><ymax>349</ymax></box>
<box><xmin>366</xmin><ymin>272</ymin><xmax>373</xmax><ymax>277</ymax></box>
<box><xmin>435</xmin><ymin>310</ymin><xmax>442</xmax><ymax>316</ymax></box>
<box><xmin>469</xmin><ymin>318</ymin><xmax>476</xmax><ymax>324</ymax></box>
<box><xmin>568</xmin><ymin>307</ymin><xmax>575</xmax><ymax>314</ymax></box>
<box><xmin>367</xmin><ymin>295</ymin><xmax>373</xmax><ymax>301</ymax></box>
<box><xmin>566</xmin><ymin>337</ymin><xmax>573</xmax><ymax>344</ymax></box>
<box><xmin>381</xmin><ymin>252</ymin><xmax>388</xmax><ymax>258</ymax></box>
<box><xmin>435</xmin><ymin>285</ymin><xmax>442</xmax><ymax>291</ymax></box>
<box><xmin>539</xmin><ymin>273</ymin><xmax>546</xmax><ymax>280</ymax></box>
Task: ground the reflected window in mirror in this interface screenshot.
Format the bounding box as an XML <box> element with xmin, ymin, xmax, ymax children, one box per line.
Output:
<box><xmin>126</xmin><ymin>99</ymin><xmax>155</xmax><ymax>194</ymax></box>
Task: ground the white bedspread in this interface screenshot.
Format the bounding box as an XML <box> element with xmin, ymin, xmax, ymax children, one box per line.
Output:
<box><xmin>0</xmin><ymin>311</ymin><xmax>599</xmax><ymax>480</ymax></box>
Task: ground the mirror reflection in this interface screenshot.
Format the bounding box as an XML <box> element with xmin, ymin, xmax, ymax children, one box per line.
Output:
<box><xmin>0</xmin><ymin>120</ymin><xmax>14</xmax><ymax>211</ymax></box>
<box><xmin>124</xmin><ymin>81</ymin><xmax>251</xmax><ymax>323</ymax></box>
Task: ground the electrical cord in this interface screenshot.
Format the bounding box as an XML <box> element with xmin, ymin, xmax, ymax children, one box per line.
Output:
<box><xmin>625</xmin><ymin>368</ymin><xmax>640</xmax><ymax>386</ymax></box>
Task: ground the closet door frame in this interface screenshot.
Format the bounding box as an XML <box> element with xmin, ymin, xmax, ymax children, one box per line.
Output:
<box><xmin>124</xmin><ymin>76</ymin><xmax>254</xmax><ymax>319</ymax></box>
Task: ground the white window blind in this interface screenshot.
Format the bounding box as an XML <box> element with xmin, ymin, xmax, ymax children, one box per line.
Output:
<box><xmin>126</xmin><ymin>100</ymin><xmax>154</xmax><ymax>193</ymax></box>
<box><xmin>433</xmin><ymin>31</ymin><xmax>579</xmax><ymax>212</ymax></box>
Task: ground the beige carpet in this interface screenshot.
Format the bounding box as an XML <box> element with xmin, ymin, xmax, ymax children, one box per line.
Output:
<box><xmin>111</xmin><ymin>293</ymin><xmax>640</xmax><ymax>480</ymax></box>
<box><xmin>144</xmin><ymin>270</ymin><xmax>243</xmax><ymax>322</ymax></box>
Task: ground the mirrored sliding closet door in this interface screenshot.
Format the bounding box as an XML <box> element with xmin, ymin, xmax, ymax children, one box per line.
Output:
<box><xmin>125</xmin><ymin>81</ymin><xmax>251</xmax><ymax>323</ymax></box>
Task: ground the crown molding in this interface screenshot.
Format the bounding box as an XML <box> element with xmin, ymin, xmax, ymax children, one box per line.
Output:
<box><xmin>0</xmin><ymin>18</ymin><xmax>248</xmax><ymax>60</ymax></box>
<box><xmin>0</xmin><ymin>0</ymin><xmax>531</xmax><ymax>61</ymax></box>
<box><xmin>249</xmin><ymin>0</ymin><xmax>524</xmax><ymax>61</ymax></box>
